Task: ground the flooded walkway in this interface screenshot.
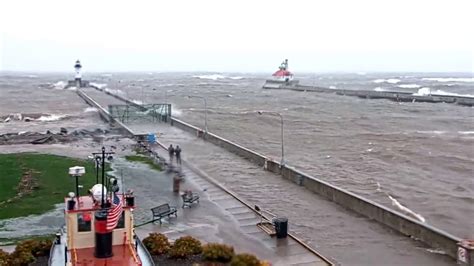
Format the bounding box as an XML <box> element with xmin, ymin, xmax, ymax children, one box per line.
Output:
<box><xmin>115</xmin><ymin>158</ymin><xmax>330</xmax><ymax>265</ymax></box>
<box><xmin>127</xmin><ymin>122</ymin><xmax>454</xmax><ymax>265</ymax></box>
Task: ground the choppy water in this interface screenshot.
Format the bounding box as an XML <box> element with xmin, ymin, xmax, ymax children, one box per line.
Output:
<box><xmin>1</xmin><ymin>71</ymin><xmax>473</xmax><ymax>241</ymax></box>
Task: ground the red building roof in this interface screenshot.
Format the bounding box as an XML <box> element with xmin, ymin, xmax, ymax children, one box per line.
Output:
<box><xmin>272</xmin><ymin>70</ymin><xmax>292</xmax><ymax>77</ymax></box>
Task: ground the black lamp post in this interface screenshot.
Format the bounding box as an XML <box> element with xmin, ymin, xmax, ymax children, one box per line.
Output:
<box><xmin>91</xmin><ymin>147</ymin><xmax>114</xmax><ymax>208</ymax></box>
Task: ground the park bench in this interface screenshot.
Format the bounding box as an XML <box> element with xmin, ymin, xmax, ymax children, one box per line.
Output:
<box><xmin>151</xmin><ymin>203</ymin><xmax>177</xmax><ymax>224</ymax></box>
<box><xmin>181</xmin><ymin>193</ymin><xmax>199</xmax><ymax>208</ymax></box>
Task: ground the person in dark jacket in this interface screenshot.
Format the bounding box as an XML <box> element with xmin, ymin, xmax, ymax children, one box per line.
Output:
<box><xmin>175</xmin><ymin>145</ymin><xmax>182</xmax><ymax>165</ymax></box>
<box><xmin>168</xmin><ymin>144</ymin><xmax>175</xmax><ymax>163</ymax></box>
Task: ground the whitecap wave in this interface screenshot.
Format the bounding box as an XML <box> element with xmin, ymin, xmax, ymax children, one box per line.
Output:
<box><xmin>422</xmin><ymin>77</ymin><xmax>474</xmax><ymax>83</ymax></box>
<box><xmin>413</xmin><ymin>87</ymin><xmax>474</xmax><ymax>97</ymax></box>
<box><xmin>104</xmin><ymin>88</ymin><xmax>125</xmax><ymax>95</ymax></box>
<box><xmin>229</xmin><ymin>76</ymin><xmax>244</xmax><ymax>80</ymax></box>
<box><xmin>36</xmin><ymin>114</ymin><xmax>67</xmax><ymax>122</ymax></box>
<box><xmin>84</xmin><ymin>107</ymin><xmax>98</xmax><ymax>113</ymax></box>
<box><xmin>90</xmin><ymin>82</ymin><xmax>107</xmax><ymax>89</ymax></box>
<box><xmin>426</xmin><ymin>248</ymin><xmax>446</xmax><ymax>255</ymax></box>
<box><xmin>172</xmin><ymin>107</ymin><xmax>183</xmax><ymax>117</ymax></box>
<box><xmin>373</xmin><ymin>79</ymin><xmax>401</xmax><ymax>84</ymax></box>
<box><xmin>193</xmin><ymin>74</ymin><xmax>226</xmax><ymax>80</ymax></box>
<box><xmin>458</xmin><ymin>131</ymin><xmax>474</xmax><ymax>135</ymax></box>
<box><xmin>132</xmin><ymin>100</ymin><xmax>143</xmax><ymax>105</ymax></box>
<box><xmin>51</xmin><ymin>81</ymin><xmax>67</xmax><ymax>90</ymax></box>
<box><xmin>388</xmin><ymin>195</ymin><xmax>425</xmax><ymax>223</ymax></box>
<box><xmin>373</xmin><ymin>87</ymin><xmax>386</xmax><ymax>92</ymax></box>
<box><xmin>329</xmin><ymin>86</ymin><xmax>337</xmax><ymax>89</ymax></box>
<box><xmin>416</xmin><ymin>130</ymin><xmax>446</xmax><ymax>135</ymax></box>
<box><xmin>398</xmin><ymin>84</ymin><xmax>421</xmax><ymax>89</ymax></box>
<box><xmin>101</xmin><ymin>73</ymin><xmax>113</xmax><ymax>77</ymax></box>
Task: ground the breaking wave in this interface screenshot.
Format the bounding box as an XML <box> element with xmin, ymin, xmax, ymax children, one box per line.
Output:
<box><xmin>458</xmin><ymin>131</ymin><xmax>474</xmax><ymax>135</ymax></box>
<box><xmin>84</xmin><ymin>107</ymin><xmax>98</xmax><ymax>113</ymax></box>
<box><xmin>413</xmin><ymin>87</ymin><xmax>474</xmax><ymax>97</ymax></box>
<box><xmin>51</xmin><ymin>81</ymin><xmax>67</xmax><ymax>90</ymax></box>
<box><xmin>193</xmin><ymin>74</ymin><xmax>244</xmax><ymax>80</ymax></box>
<box><xmin>373</xmin><ymin>79</ymin><xmax>401</xmax><ymax>84</ymax></box>
<box><xmin>104</xmin><ymin>88</ymin><xmax>125</xmax><ymax>95</ymax></box>
<box><xmin>422</xmin><ymin>77</ymin><xmax>474</xmax><ymax>83</ymax></box>
<box><xmin>398</xmin><ymin>84</ymin><xmax>421</xmax><ymax>89</ymax></box>
<box><xmin>374</xmin><ymin>181</ymin><xmax>425</xmax><ymax>223</ymax></box>
<box><xmin>373</xmin><ymin>87</ymin><xmax>386</xmax><ymax>91</ymax></box>
<box><xmin>90</xmin><ymin>82</ymin><xmax>107</xmax><ymax>89</ymax></box>
<box><xmin>193</xmin><ymin>74</ymin><xmax>226</xmax><ymax>80</ymax></box>
<box><xmin>132</xmin><ymin>100</ymin><xmax>143</xmax><ymax>105</ymax></box>
<box><xmin>36</xmin><ymin>114</ymin><xmax>67</xmax><ymax>122</ymax></box>
<box><xmin>388</xmin><ymin>195</ymin><xmax>426</xmax><ymax>223</ymax></box>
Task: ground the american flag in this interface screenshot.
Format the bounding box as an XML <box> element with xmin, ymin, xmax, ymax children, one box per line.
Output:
<box><xmin>106</xmin><ymin>193</ymin><xmax>123</xmax><ymax>231</ymax></box>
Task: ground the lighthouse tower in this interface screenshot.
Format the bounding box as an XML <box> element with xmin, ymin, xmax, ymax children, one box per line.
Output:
<box><xmin>262</xmin><ymin>59</ymin><xmax>299</xmax><ymax>89</ymax></box>
<box><xmin>67</xmin><ymin>60</ymin><xmax>89</xmax><ymax>88</ymax></box>
<box><xmin>74</xmin><ymin>60</ymin><xmax>82</xmax><ymax>87</ymax></box>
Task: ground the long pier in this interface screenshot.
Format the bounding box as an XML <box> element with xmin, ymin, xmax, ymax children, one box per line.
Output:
<box><xmin>77</xmin><ymin>86</ymin><xmax>474</xmax><ymax>265</ymax></box>
<box><xmin>263</xmin><ymin>83</ymin><xmax>474</xmax><ymax>107</ymax></box>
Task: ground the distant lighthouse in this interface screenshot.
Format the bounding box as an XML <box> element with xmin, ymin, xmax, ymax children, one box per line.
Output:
<box><xmin>74</xmin><ymin>60</ymin><xmax>82</xmax><ymax>87</ymax></box>
<box><xmin>67</xmin><ymin>59</ymin><xmax>89</xmax><ymax>88</ymax></box>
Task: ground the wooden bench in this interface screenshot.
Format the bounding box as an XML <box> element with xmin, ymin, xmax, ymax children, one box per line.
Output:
<box><xmin>151</xmin><ymin>203</ymin><xmax>177</xmax><ymax>224</ymax></box>
<box><xmin>181</xmin><ymin>193</ymin><xmax>199</xmax><ymax>208</ymax></box>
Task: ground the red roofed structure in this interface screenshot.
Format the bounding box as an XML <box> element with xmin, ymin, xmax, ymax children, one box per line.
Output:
<box><xmin>271</xmin><ymin>59</ymin><xmax>294</xmax><ymax>82</ymax></box>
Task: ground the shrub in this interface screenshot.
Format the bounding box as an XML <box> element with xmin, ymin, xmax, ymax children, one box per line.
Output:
<box><xmin>143</xmin><ymin>233</ymin><xmax>171</xmax><ymax>255</ymax></box>
<box><xmin>169</xmin><ymin>236</ymin><xmax>202</xmax><ymax>259</ymax></box>
<box><xmin>0</xmin><ymin>249</ymin><xmax>11</xmax><ymax>265</ymax></box>
<box><xmin>9</xmin><ymin>250</ymin><xmax>35</xmax><ymax>266</ymax></box>
<box><xmin>230</xmin><ymin>253</ymin><xmax>261</xmax><ymax>266</ymax></box>
<box><xmin>202</xmin><ymin>243</ymin><xmax>235</xmax><ymax>263</ymax></box>
<box><xmin>14</xmin><ymin>238</ymin><xmax>52</xmax><ymax>258</ymax></box>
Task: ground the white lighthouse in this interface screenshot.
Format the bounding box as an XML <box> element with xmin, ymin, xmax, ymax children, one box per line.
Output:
<box><xmin>74</xmin><ymin>60</ymin><xmax>82</xmax><ymax>87</ymax></box>
<box><xmin>67</xmin><ymin>60</ymin><xmax>89</xmax><ymax>88</ymax></box>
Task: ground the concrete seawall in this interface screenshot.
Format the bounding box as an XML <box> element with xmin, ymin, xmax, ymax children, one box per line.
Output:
<box><xmin>170</xmin><ymin>116</ymin><xmax>463</xmax><ymax>261</ymax></box>
<box><xmin>264</xmin><ymin>84</ymin><xmax>474</xmax><ymax>107</ymax></box>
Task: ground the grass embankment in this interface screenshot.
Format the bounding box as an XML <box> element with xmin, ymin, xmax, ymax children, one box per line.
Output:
<box><xmin>125</xmin><ymin>155</ymin><xmax>162</xmax><ymax>171</ymax></box>
<box><xmin>0</xmin><ymin>153</ymin><xmax>111</xmax><ymax>220</ymax></box>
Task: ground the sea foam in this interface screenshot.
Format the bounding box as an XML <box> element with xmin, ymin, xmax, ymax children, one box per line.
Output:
<box><xmin>373</xmin><ymin>79</ymin><xmax>401</xmax><ymax>84</ymax></box>
<box><xmin>422</xmin><ymin>77</ymin><xmax>474</xmax><ymax>83</ymax></box>
<box><xmin>36</xmin><ymin>114</ymin><xmax>67</xmax><ymax>122</ymax></box>
<box><xmin>398</xmin><ymin>84</ymin><xmax>421</xmax><ymax>89</ymax></box>
<box><xmin>413</xmin><ymin>87</ymin><xmax>474</xmax><ymax>97</ymax></box>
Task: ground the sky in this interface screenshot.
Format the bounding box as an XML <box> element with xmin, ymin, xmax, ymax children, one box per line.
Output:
<box><xmin>0</xmin><ymin>0</ymin><xmax>473</xmax><ymax>73</ymax></box>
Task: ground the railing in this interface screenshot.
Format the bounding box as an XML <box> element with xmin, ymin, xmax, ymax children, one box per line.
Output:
<box><xmin>135</xmin><ymin>235</ymin><xmax>155</xmax><ymax>266</ymax></box>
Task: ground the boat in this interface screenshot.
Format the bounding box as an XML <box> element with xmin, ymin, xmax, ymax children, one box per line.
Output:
<box><xmin>48</xmin><ymin>148</ymin><xmax>154</xmax><ymax>265</ymax></box>
<box><xmin>262</xmin><ymin>59</ymin><xmax>299</xmax><ymax>89</ymax></box>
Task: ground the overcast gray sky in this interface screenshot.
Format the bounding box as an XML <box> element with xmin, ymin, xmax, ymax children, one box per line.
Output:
<box><xmin>1</xmin><ymin>0</ymin><xmax>473</xmax><ymax>72</ymax></box>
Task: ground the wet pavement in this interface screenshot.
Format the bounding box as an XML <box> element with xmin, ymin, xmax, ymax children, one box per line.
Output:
<box><xmin>115</xmin><ymin>154</ymin><xmax>329</xmax><ymax>265</ymax></box>
<box><xmin>126</xmin><ymin>121</ymin><xmax>455</xmax><ymax>266</ymax></box>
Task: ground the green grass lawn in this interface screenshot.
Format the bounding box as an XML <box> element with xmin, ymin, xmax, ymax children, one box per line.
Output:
<box><xmin>0</xmin><ymin>153</ymin><xmax>111</xmax><ymax>220</ymax></box>
<box><xmin>125</xmin><ymin>155</ymin><xmax>162</xmax><ymax>171</ymax></box>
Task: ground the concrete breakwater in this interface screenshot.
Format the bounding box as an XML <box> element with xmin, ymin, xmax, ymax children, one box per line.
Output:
<box><xmin>263</xmin><ymin>83</ymin><xmax>474</xmax><ymax>106</ymax></box>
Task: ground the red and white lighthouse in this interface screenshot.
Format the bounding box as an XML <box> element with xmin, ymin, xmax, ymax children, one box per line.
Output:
<box><xmin>272</xmin><ymin>59</ymin><xmax>294</xmax><ymax>82</ymax></box>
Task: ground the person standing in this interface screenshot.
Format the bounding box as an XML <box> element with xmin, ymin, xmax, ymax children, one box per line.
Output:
<box><xmin>168</xmin><ymin>144</ymin><xmax>175</xmax><ymax>164</ymax></box>
<box><xmin>175</xmin><ymin>145</ymin><xmax>182</xmax><ymax>165</ymax></box>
